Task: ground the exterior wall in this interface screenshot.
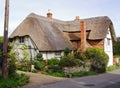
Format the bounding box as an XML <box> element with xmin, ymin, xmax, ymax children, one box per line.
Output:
<box><xmin>11</xmin><ymin>36</ymin><xmax>64</xmax><ymax>61</ymax></box>
<box><xmin>104</xmin><ymin>28</ymin><xmax>113</xmax><ymax>66</ymax></box>
<box><xmin>88</xmin><ymin>40</ymin><xmax>104</xmax><ymax>49</ymax></box>
<box><xmin>11</xmin><ymin>36</ymin><xmax>39</xmax><ymax>61</ymax></box>
<box><xmin>41</xmin><ymin>51</ymin><xmax>64</xmax><ymax>60</ymax></box>
<box><xmin>71</xmin><ymin>40</ymin><xmax>104</xmax><ymax>50</ymax></box>
<box><xmin>71</xmin><ymin>40</ymin><xmax>80</xmax><ymax>49</ymax></box>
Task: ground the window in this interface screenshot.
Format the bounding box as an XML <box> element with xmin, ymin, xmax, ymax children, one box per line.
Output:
<box><xmin>107</xmin><ymin>39</ymin><xmax>110</xmax><ymax>46</ymax></box>
<box><xmin>55</xmin><ymin>52</ymin><xmax>61</xmax><ymax>56</ymax></box>
<box><xmin>19</xmin><ymin>37</ymin><xmax>24</xmax><ymax>44</ymax></box>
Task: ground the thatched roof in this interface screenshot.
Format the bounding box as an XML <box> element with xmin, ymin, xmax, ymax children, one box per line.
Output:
<box><xmin>10</xmin><ymin>13</ymin><xmax>73</xmax><ymax>51</ymax></box>
<box><xmin>10</xmin><ymin>13</ymin><xmax>116</xmax><ymax>51</ymax></box>
<box><xmin>63</xmin><ymin>16</ymin><xmax>116</xmax><ymax>41</ymax></box>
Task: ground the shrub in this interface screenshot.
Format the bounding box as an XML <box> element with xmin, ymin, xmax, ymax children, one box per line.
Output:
<box><xmin>59</xmin><ymin>53</ymin><xmax>80</xmax><ymax>67</ymax></box>
<box><xmin>48</xmin><ymin>58</ymin><xmax>60</xmax><ymax>66</ymax></box>
<box><xmin>36</xmin><ymin>53</ymin><xmax>43</xmax><ymax>61</ymax></box>
<box><xmin>0</xmin><ymin>74</ymin><xmax>29</xmax><ymax>88</ymax></box>
<box><xmin>64</xmin><ymin>47</ymin><xmax>70</xmax><ymax>55</ymax></box>
<box><xmin>34</xmin><ymin>53</ymin><xmax>45</xmax><ymax>71</ymax></box>
<box><xmin>48</xmin><ymin>65</ymin><xmax>62</xmax><ymax>73</ymax></box>
<box><xmin>86</xmin><ymin>48</ymin><xmax>109</xmax><ymax>73</ymax></box>
<box><xmin>34</xmin><ymin>60</ymin><xmax>45</xmax><ymax>70</ymax></box>
<box><xmin>75</xmin><ymin>51</ymin><xmax>86</xmax><ymax>60</ymax></box>
<box><xmin>8</xmin><ymin>43</ymin><xmax>18</xmax><ymax>77</ymax></box>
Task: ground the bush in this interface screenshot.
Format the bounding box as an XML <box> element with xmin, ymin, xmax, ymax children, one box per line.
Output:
<box><xmin>36</xmin><ymin>53</ymin><xmax>43</xmax><ymax>61</ymax></box>
<box><xmin>34</xmin><ymin>60</ymin><xmax>45</xmax><ymax>71</ymax></box>
<box><xmin>74</xmin><ymin>51</ymin><xmax>86</xmax><ymax>61</ymax></box>
<box><xmin>64</xmin><ymin>47</ymin><xmax>70</xmax><ymax>55</ymax></box>
<box><xmin>8</xmin><ymin>43</ymin><xmax>18</xmax><ymax>77</ymax></box>
<box><xmin>0</xmin><ymin>73</ymin><xmax>29</xmax><ymax>88</ymax></box>
<box><xmin>48</xmin><ymin>65</ymin><xmax>62</xmax><ymax>73</ymax></box>
<box><xmin>34</xmin><ymin>53</ymin><xmax>45</xmax><ymax>71</ymax></box>
<box><xmin>48</xmin><ymin>58</ymin><xmax>60</xmax><ymax>66</ymax></box>
<box><xmin>59</xmin><ymin>53</ymin><xmax>80</xmax><ymax>67</ymax></box>
<box><xmin>47</xmin><ymin>58</ymin><xmax>61</xmax><ymax>73</ymax></box>
<box><xmin>86</xmin><ymin>48</ymin><xmax>109</xmax><ymax>73</ymax></box>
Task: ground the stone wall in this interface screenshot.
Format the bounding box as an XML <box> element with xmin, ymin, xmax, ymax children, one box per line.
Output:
<box><xmin>63</xmin><ymin>66</ymin><xmax>90</xmax><ymax>76</ymax></box>
<box><xmin>113</xmin><ymin>58</ymin><xmax>120</xmax><ymax>65</ymax></box>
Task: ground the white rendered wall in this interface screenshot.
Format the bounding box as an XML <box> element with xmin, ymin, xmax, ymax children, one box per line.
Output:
<box><xmin>104</xmin><ymin>28</ymin><xmax>113</xmax><ymax>66</ymax></box>
<box><xmin>41</xmin><ymin>51</ymin><xmax>64</xmax><ymax>60</ymax></box>
<box><xmin>12</xmin><ymin>36</ymin><xmax>64</xmax><ymax>61</ymax></box>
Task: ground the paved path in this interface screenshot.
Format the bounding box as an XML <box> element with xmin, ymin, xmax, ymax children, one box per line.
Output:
<box><xmin>19</xmin><ymin>71</ymin><xmax>66</xmax><ymax>88</ymax></box>
<box><xmin>21</xmin><ymin>69</ymin><xmax>120</xmax><ymax>88</ymax></box>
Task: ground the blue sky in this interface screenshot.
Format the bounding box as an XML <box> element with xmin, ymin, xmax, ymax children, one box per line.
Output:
<box><xmin>0</xmin><ymin>0</ymin><xmax>120</xmax><ymax>37</ymax></box>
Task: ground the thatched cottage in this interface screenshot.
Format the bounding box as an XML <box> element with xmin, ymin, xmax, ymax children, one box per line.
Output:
<box><xmin>9</xmin><ymin>12</ymin><xmax>116</xmax><ymax>66</ymax></box>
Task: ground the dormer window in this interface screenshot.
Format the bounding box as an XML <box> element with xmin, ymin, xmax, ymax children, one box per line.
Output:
<box><xmin>19</xmin><ymin>37</ymin><xmax>24</xmax><ymax>44</ymax></box>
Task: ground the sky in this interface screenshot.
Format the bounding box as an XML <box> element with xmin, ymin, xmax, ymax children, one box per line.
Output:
<box><xmin>0</xmin><ymin>0</ymin><xmax>120</xmax><ymax>37</ymax></box>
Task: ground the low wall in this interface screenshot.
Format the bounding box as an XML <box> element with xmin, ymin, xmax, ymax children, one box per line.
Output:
<box><xmin>63</xmin><ymin>66</ymin><xmax>90</xmax><ymax>75</ymax></box>
<box><xmin>113</xmin><ymin>58</ymin><xmax>120</xmax><ymax>65</ymax></box>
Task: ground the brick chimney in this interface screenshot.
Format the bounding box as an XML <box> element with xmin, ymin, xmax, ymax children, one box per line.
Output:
<box><xmin>80</xmin><ymin>21</ymin><xmax>86</xmax><ymax>52</ymax></box>
<box><xmin>75</xmin><ymin>16</ymin><xmax>80</xmax><ymax>20</ymax></box>
<box><xmin>47</xmin><ymin>12</ymin><xmax>52</xmax><ymax>19</ymax></box>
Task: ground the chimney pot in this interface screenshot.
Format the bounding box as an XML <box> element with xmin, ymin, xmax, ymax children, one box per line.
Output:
<box><xmin>75</xmin><ymin>16</ymin><xmax>80</xmax><ymax>20</ymax></box>
<box><xmin>47</xmin><ymin>12</ymin><xmax>52</xmax><ymax>19</ymax></box>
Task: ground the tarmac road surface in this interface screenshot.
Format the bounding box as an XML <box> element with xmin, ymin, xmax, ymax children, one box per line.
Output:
<box><xmin>22</xmin><ymin>68</ymin><xmax>120</xmax><ymax>88</ymax></box>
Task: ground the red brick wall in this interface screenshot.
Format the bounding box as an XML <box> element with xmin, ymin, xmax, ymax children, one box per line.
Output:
<box><xmin>71</xmin><ymin>40</ymin><xmax>104</xmax><ymax>50</ymax></box>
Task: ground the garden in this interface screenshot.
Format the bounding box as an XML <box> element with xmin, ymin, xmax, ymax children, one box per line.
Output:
<box><xmin>16</xmin><ymin>47</ymin><xmax>110</xmax><ymax>78</ymax></box>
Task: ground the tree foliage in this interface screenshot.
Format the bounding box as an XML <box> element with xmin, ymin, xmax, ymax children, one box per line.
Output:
<box><xmin>113</xmin><ymin>41</ymin><xmax>120</xmax><ymax>56</ymax></box>
<box><xmin>8</xmin><ymin>43</ymin><xmax>18</xmax><ymax>77</ymax></box>
<box><xmin>64</xmin><ymin>47</ymin><xmax>70</xmax><ymax>55</ymax></box>
<box><xmin>0</xmin><ymin>36</ymin><xmax>3</xmax><ymax>68</ymax></box>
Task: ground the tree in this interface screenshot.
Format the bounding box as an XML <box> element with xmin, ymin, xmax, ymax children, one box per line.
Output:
<box><xmin>0</xmin><ymin>36</ymin><xmax>3</xmax><ymax>68</ymax></box>
<box><xmin>113</xmin><ymin>41</ymin><xmax>120</xmax><ymax>56</ymax></box>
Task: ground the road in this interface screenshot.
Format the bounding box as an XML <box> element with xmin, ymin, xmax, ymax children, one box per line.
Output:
<box><xmin>23</xmin><ymin>69</ymin><xmax>120</xmax><ymax>88</ymax></box>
